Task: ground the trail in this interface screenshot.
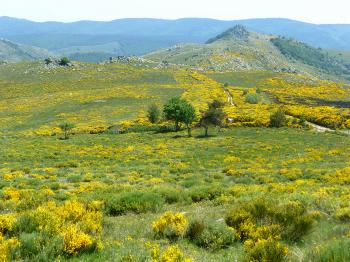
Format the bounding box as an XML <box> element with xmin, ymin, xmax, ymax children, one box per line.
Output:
<box><xmin>223</xmin><ymin>87</ymin><xmax>235</xmax><ymax>106</ymax></box>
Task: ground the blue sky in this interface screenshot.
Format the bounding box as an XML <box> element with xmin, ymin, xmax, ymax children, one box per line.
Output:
<box><xmin>1</xmin><ymin>0</ymin><xmax>350</xmax><ymax>24</ymax></box>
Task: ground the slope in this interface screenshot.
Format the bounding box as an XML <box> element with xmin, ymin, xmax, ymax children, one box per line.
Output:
<box><xmin>0</xmin><ymin>38</ymin><xmax>52</xmax><ymax>62</ymax></box>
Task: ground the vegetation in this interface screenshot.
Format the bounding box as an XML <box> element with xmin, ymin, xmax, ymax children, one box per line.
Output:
<box><xmin>0</xmin><ymin>29</ymin><xmax>349</xmax><ymax>260</ymax></box>
<box><xmin>271</xmin><ymin>37</ymin><xmax>350</xmax><ymax>75</ymax></box>
<box><xmin>270</xmin><ymin>109</ymin><xmax>287</xmax><ymax>128</ymax></box>
<box><xmin>147</xmin><ymin>104</ymin><xmax>161</xmax><ymax>124</ymax></box>
<box><xmin>59</xmin><ymin>122</ymin><xmax>75</xmax><ymax>140</ymax></box>
<box><xmin>163</xmin><ymin>97</ymin><xmax>196</xmax><ymax>134</ymax></box>
<box><xmin>58</xmin><ymin>57</ymin><xmax>71</xmax><ymax>66</ymax></box>
<box><xmin>200</xmin><ymin>100</ymin><xmax>226</xmax><ymax>137</ymax></box>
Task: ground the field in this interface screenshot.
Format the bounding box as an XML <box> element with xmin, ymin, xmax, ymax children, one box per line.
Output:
<box><xmin>0</xmin><ymin>61</ymin><xmax>350</xmax><ymax>261</ymax></box>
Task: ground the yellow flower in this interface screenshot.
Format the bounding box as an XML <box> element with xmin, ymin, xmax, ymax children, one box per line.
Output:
<box><xmin>152</xmin><ymin>212</ymin><xmax>188</xmax><ymax>239</ymax></box>
<box><xmin>61</xmin><ymin>225</ymin><xmax>93</xmax><ymax>255</ymax></box>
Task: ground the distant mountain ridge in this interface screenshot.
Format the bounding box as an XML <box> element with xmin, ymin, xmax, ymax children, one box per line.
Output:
<box><xmin>0</xmin><ymin>38</ymin><xmax>52</xmax><ymax>62</ymax></box>
<box><xmin>1</xmin><ymin>17</ymin><xmax>350</xmax><ymax>60</ymax></box>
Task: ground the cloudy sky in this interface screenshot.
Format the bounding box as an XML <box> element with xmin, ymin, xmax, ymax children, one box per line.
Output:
<box><xmin>1</xmin><ymin>0</ymin><xmax>349</xmax><ymax>24</ymax></box>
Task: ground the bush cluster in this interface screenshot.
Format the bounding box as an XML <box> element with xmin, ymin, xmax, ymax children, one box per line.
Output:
<box><xmin>152</xmin><ymin>213</ymin><xmax>236</xmax><ymax>251</ymax></box>
<box><xmin>105</xmin><ymin>191</ymin><xmax>164</xmax><ymax>216</ymax></box>
<box><xmin>224</xmin><ymin>198</ymin><xmax>315</xmax><ymax>261</ymax></box>
<box><xmin>186</xmin><ymin>219</ymin><xmax>235</xmax><ymax>250</ymax></box>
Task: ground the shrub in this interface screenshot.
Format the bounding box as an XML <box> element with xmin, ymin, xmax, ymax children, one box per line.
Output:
<box><xmin>0</xmin><ymin>214</ymin><xmax>16</xmax><ymax>234</ymax></box>
<box><xmin>105</xmin><ymin>192</ymin><xmax>164</xmax><ymax>216</ymax></box>
<box><xmin>189</xmin><ymin>186</ymin><xmax>223</xmax><ymax>203</ymax></box>
<box><xmin>186</xmin><ymin>219</ymin><xmax>235</xmax><ymax>250</ymax></box>
<box><xmin>270</xmin><ymin>109</ymin><xmax>286</xmax><ymax>128</ymax></box>
<box><xmin>152</xmin><ymin>211</ymin><xmax>188</xmax><ymax>240</ymax></box>
<box><xmin>13</xmin><ymin>214</ymin><xmax>39</xmax><ymax>234</ymax></box>
<box><xmin>186</xmin><ymin>219</ymin><xmax>205</xmax><ymax>241</ymax></box>
<box><xmin>147</xmin><ymin>104</ymin><xmax>161</xmax><ymax>124</ymax></box>
<box><xmin>225</xmin><ymin>199</ymin><xmax>314</xmax><ymax>243</ymax></box>
<box><xmin>61</xmin><ymin>225</ymin><xmax>93</xmax><ymax>255</ymax></box>
<box><xmin>154</xmin><ymin>187</ymin><xmax>186</xmax><ymax>204</ymax></box>
<box><xmin>245</xmin><ymin>238</ymin><xmax>288</xmax><ymax>262</ymax></box>
<box><xmin>58</xmin><ymin>57</ymin><xmax>70</xmax><ymax>66</ymax></box>
<box><xmin>271</xmin><ymin>201</ymin><xmax>314</xmax><ymax>242</ymax></box>
<box><xmin>15</xmin><ymin>232</ymin><xmax>64</xmax><ymax>260</ymax></box>
<box><xmin>334</xmin><ymin>207</ymin><xmax>350</xmax><ymax>222</ymax></box>
<box><xmin>12</xmin><ymin>200</ymin><xmax>103</xmax><ymax>259</ymax></box>
<box><xmin>58</xmin><ymin>122</ymin><xmax>74</xmax><ymax>140</ymax></box>
<box><xmin>44</xmin><ymin>58</ymin><xmax>53</xmax><ymax>65</ymax></box>
<box><xmin>225</xmin><ymin>208</ymin><xmax>254</xmax><ymax>240</ymax></box>
<box><xmin>0</xmin><ymin>234</ymin><xmax>20</xmax><ymax>262</ymax></box>
<box><xmin>149</xmin><ymin>244</ymin><xmax>192</xmax><ymax>262</ymax></box>
<box><xmin>245</xmin><ymin>93</ymin><xmax>261</xmax><ymax>104</ymax></box>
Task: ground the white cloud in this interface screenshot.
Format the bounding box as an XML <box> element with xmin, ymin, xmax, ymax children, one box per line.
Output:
<box><xmin>1</xmin><ymin>0</ymin><xmax>350</xmax><ymax>24</ymax></box>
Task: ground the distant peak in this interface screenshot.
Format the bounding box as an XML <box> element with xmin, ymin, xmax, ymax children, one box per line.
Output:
<box><xmin>206</xmin><ymin>24</ymin><xmax>250</xmax><ymax>44</ymax></box>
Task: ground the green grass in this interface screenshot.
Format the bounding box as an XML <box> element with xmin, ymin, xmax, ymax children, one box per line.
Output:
<box><xmin>206</xmin><ymin>71</ymin><xmax>279</xmax><ymax>88</ymax></box>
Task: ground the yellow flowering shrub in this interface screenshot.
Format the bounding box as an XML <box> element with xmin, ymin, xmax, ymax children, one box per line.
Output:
<box><xmin>245</xmin><ymin>237</ymin><xmax>288</xmax><ymax>262</ymax></box>
<box><xmin>0</xmin><ymin>214</ymin><xmax>16</xmax><ymax>234</ymax></box>
<box><xmin>152</xmin><ymin>212</ymin><xmax>188</xmax><ymax>239</ymax></box>
<box><xmin>61</xmin><ymin>225</ymin><xmax>93</xmax><ymax>255</ymax></box>
<box><xmin>15</xmin><ymin>199</ymin><xmax>103</xmax><ymax>256</ymax></box>
<box><xmin>334</xmin><ymin>207</ymin><xmax>350</xmax><ymax>222</ymax></box>
<box><xmin>149</xmin><ymin>243</ymin><xmax>192</xmax><ymax>262</ymax></box>
<box><xmin>0</xmin><ymin>233</ymin><xmax>20</xmax><ymax>262</ymax></box>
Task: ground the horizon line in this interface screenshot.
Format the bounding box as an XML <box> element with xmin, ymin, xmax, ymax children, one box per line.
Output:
<box><xmin>1</xmin><ymin>16</ymin><xmax>349</xmax><ymax>25</ymax></box>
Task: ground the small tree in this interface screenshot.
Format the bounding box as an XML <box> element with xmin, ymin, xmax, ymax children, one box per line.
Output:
<box><xmin>163</xmin><ymin>97</ymin><xmax>196</xmax><ymax>135</ymax></box>
<box><xmin>200</xmin><ymin>100</ymin><xmax>226</xmax><ymax>137</ymax></box>
<box><xmin>59</xmin><ymin>57</ymin><xmax>70</xmax><ymax>66</ymax></box>
<box><xmin>59</xmin><ymin>122</ymin><xmax>74</xmax><ymax>140</ymax></box>
<box><xmin>270</xmin><ymin>109</ymin><xmax>286</xmax><ymax>128</ymax></box>
<box><xmin>147</xmin><ymin>104</ymin><xmax>161</xmax><ymax>124</ymax></box>
<box><xmin>181</xmin><ymin>102</ymin><xmax>196</xmax><ymax>137</ymax></box>
<box><xmin>163</xmin><ymin>97</ymin><xmax>184</xmax><ymax>131</ymax></box>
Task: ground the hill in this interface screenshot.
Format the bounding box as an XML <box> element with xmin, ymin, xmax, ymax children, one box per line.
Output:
<box><xmin>2</xmin><ymin>17</ymin><xmax>350</xmax><ymax>61</ymax></box>
<box><xmin>145</xmin><ymin>25</ymin><xmax>350</xmax><ymax>81</ymax></box>
<box><xmin>0</xmin><ymin>38</ymin><xmax>52</xmax><ymax>62</ymax></box>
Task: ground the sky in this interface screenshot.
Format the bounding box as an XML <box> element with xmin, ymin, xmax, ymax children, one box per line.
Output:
<box><xmin>1</xmin><ymin>0</ymin><xmax>350</xmax><ymax>24</ymax></box>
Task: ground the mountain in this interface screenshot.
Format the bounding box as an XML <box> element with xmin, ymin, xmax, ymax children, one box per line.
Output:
<box><xmin>145</xmin><ymin>25</ymin><xmax>350</xmax><ymax>80</ymax></box>
<box><xmin>0</xmin><ymin>38</ymin><xmax>52</xmax><ymax>62</ymax></box>
<box><xmin>2</xmin><ymin>17</ymin><xmax>350</xmax><ymax>61</ymax></box>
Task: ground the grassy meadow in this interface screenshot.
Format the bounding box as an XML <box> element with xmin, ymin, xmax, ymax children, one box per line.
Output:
<box><xmin>0</xmin><ymin>61</ymin><xmax>349</xmax><ymax>261</ymax></box>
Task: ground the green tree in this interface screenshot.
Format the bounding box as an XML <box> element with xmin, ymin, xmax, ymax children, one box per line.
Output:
<box><xmin>200</xmin><ymin>100</ymin><xmax>226</xmax><ymax>137</ymax></box>
<box><xmin>59</xmin><ymin>122</ymin><xmax>74</xmax><ymax>140</ymax></box>
<box><xmin>147</xmin><ymin>103</ymin><xmax>161</xmax><ymax>124</ymax></box>
<box><xmin>163</xmin><ymin>97</ymin><xmax>183</xmax><ymax>131</ymax></box>
<box><xmin>163</xmin><ymin>97</ymin><xmax>196</xmax><ymax>135</ymax></box>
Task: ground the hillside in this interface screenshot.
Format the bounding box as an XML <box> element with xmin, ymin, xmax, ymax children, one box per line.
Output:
<box><xmin>2</xmin><ymin>17</ymin><xmax>350</xmax><ymax>61</ymax></box>
<box><xmin>0</xmin><ymin>58</ymin><xmax>350</xmax><ymax>261</ymax></box>
<box><xmin>271</xmin><ymin>37</ymin><xmax>350</xmax><ymax>78</ymax></box>
<box><xmin>0</xmin><ymin>38</ymin><xmax>52</xmax><ymax>62</ymax></box>
<box><xmin>145</xmin><ymin>25</ymin><xmax>350</xmax><ymax>81</ymax></box>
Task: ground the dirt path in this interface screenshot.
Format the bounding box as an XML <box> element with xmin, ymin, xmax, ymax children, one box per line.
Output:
<box><xmin>223</xmin><ymin>87</ymin><xmax>235</xmax><ymax>106</ymax></box>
